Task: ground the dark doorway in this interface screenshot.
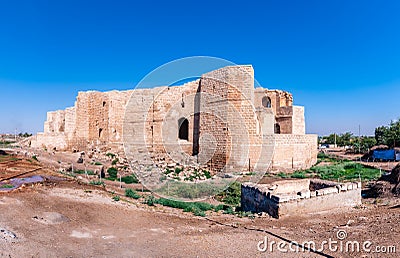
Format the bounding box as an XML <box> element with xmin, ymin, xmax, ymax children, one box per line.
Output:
<box><xmin>274</xmin><ymin>123</ymin><xmax>281</xmax><ymax>134</ymax></box>
<box><xmin>178</xmin><ymin>118</ymin><xmax>189</xmax><ymax>140</ymax></box>
<box><xmin>262</xmin><ymin>96</ymin><xmax>272</xmax><ymax>108</ymax></box>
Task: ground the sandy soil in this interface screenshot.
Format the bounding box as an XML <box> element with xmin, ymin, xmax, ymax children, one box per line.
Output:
<box><xmin>0</xmin><ymin>176</ymin><xmax>398</xmax><ymax>258</ymax></box>
<box><xmin>1</xmin><ymin>153</ymin><xmax>399</xmax><ymax>257</ymax></box>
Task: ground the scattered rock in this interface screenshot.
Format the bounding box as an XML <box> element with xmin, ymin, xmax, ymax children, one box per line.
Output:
<box><xmin>0</xmin><ymin>228</ymin><xmax>17</xmax><ymax>242</ymax></box>
<box><xmin>32</xmin><ymin>212</ymin><xmax>70</xmax><ymax>225</ymax></box>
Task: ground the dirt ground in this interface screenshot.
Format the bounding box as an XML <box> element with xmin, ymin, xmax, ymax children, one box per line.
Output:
<box><xmin>1</xmin><ymin>154</ymin><xmax>399</xmax><ymax>257</ymax></box>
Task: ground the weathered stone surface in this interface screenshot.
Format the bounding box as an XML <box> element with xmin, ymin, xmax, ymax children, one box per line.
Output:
<box><xmin>31</xmin><ymin>65</ymin><xmax>318</xmax><ymax>173</ymax></box>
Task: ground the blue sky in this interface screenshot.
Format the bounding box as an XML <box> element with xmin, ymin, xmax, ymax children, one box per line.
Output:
<box><xmin>1</xmin><ymin>0</ymin><xmax>399</xmax><ymax>136</ymax></box>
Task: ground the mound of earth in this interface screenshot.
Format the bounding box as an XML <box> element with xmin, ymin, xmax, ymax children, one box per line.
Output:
<box><xmin>367</xmin><ymin>164</ymin><xmax>400</xmax><ymax>197</ymax></box>
<box><xmin>32</xmin><ymin>212</ymin><xmax>70</xmax><ymax>225</ymax></box>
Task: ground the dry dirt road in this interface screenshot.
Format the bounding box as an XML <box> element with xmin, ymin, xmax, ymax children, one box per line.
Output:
<box><xmin>0</xmin><ymin>177</ymin><xmax>399</xmax><ymax>258</ymax></box>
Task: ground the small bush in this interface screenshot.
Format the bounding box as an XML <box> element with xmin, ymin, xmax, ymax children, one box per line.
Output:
<box><xmin>106</xmin><ymin>153</ymin><xmax>116</xmax><ymax>158</ymax></box>
<box><xmin>94</xmin><ymin>162</ymin><xmax>102</xmax><ymax>166</ymax></box>
<box><xmin>32</xmin><ymin>155</ymin><xmax>38</xmax><ymax>161</ymax></box>
<box><xmin>174</xmin><ymin>167</ymin><xmax>183</xmax><ymax>175</ymax></box>
<box><xmin>0</xmin><ymin>184</ymin><xmax>14</xmax><ymax>189</ymax></box>
<box><xmin>144</xmin><ymin>195</ymin><xmax>156</xmax><ymax>206</ymax></box>
<box><xmin>121</xmin><ymin>174</ymin><xmax>139</xmax><ymax>184</ymax></box>
<box><xmin>223</xmin><ymin>206</ymin><xmax>235</xmax><ymax>215</ymax></box>
<box><xmin>203</xmin><ymin>170</ymin><xmax>212</xmax><ymax>179</ymax></box>
<box><xmin>107</xmin><ymin>167</ymin><xmax>118</xmax><ymax>178</ymax></box>
<box><xmin>277</xmin><ymin>172</ymin><xmax>288</xmax><ymax>178</ymax></box>
<box><xmin>112</xmin><ymin>158</ymin><xmax>119</xmax><ymax>165</ymax></box>
<box><xmin>216</xmin><ymin>182</ymin><xmax>241</xmax><ymax>206</ymax></box>
<box><xmin>90</xmin><ymin>181</ymin><xmax>105</xmax><ymax>186</ymax></box>
<box><xmin>125</xmin><ymin>188</ymin><xmax>141</xmax><ymax>199</ymax></box>
<box><xmin>291</xmin><ymin>171</ymin><xmax>307</xmax><ymax>179</ymax></box>
<box><xmin>112</xmin><ymin>195</ymin><xmax>120</xmax><ymax>202</ymax></box>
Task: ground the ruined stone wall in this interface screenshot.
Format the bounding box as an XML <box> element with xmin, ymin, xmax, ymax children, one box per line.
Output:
<box><xmin>269</xmin><ymin>134</ymin><xmax>318</xmax><ymax>171</ymax></box>
<box><xmin>292</xmin><ymin>106</ymin><xmax>305</xmax><ymax>135</ymax></box>
<box><xmin>242</xmin><ymin>180</ymin><xmax>362</xmax><ymax>218</ymax></box>
<box><xmin>199</xmin><ymin>66</ymin><xmax>262</xmax><ymax>173</ymax></box>
<box><xmin>44</xmin><ymin>110</ymin><xmax>66</xmax><ymax>134</ymax></box>
<box><xmin>33</xmin><ymin>65</ymin><xmax>317</xmax><ymax>173</ymax></box>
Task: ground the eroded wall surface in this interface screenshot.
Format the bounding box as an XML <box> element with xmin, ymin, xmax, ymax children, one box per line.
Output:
<box><xmin>31</xmin><ymin>65</ymin><xmax>317</xmax><ymax>172</ymax></box>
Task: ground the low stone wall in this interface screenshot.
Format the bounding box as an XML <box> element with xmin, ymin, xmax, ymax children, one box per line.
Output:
<box><xmin>241</xmin><ymin>179</ymin><xmax>362</xmax><ymax>218</ymax></box>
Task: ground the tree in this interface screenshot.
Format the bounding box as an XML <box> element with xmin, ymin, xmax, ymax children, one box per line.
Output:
<box><xmin>375</xmin><ymin>126</ymin><xmax>388</xmax><ymax>145</ymax></box>
<box><xmin>374</xmin><ymin>120</ymin><xmax>400</xmax><ymax>148</ymax></box>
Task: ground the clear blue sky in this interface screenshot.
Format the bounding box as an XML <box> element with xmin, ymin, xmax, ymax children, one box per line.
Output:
<box><xmin>1</xmin><ymin>0</ymin><xmax>399</xmax><ymax>136</ymax></box>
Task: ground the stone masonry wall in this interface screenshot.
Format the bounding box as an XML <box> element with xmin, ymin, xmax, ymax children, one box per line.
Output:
<box><xmin>32</xmin><ymin>65</ymin><xmax>317</xmax><ymax>173</ymax></box>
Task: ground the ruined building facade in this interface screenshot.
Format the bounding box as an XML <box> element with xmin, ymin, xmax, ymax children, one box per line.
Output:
<box><xmin>32</xmin><ymin>65</ymin><xmax>318</xmax><ymax>172</ymax></box>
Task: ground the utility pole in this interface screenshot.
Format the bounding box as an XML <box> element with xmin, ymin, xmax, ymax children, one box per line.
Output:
<box><xmin>334</xmin><ymin>133</ymin><xmax>337</xmax><ymax>148</ymax></box>
<box><xmin>359</xmin><ymin>125</ymin><xmax>361</xmax><ymax>154</ymax></box>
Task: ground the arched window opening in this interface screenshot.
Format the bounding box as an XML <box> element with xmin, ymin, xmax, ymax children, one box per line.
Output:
<box><xmin>274</xmin><ymin>123</ymin><xmax>281</xmax><ymax>134</ymax></box>
<box><xmin>99</xmin><ymin>128</ymin><xmax>103</xmax><ymax>138</ymax></box>
<box><xmin>262</xmin><ymin>96</ymin><xmax>272</xmax><ymax>108</ymax></box>
<box><xmin>178</xmin><ymin>118</ymin><xmax>189</xmax><ymax>140</ymax></box>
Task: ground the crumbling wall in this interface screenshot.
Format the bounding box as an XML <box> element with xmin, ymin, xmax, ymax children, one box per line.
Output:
<box><xmin>199</xmin><ymin>65</ymin><xmax>261</xmax><ymax>173</ymax></box>
<box><xmin>242</xmin><ymin>180</ymin><xmax>362</xmax><ymax>218</ymax></box>
<box><xmin>33</xmin><ymin>65</ymin><xmax>317</xmax><ymax>173</ymax></box>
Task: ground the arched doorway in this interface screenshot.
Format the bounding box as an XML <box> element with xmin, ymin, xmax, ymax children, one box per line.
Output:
<box><xmin>262</xmin><ymin>96</ymin><xmax>272</xmax><ymax>108</ymax></box>
<box><xmin>178</xmin><ymin>118</ymin><xmax>189</xmax><ymax>140</ymax></box>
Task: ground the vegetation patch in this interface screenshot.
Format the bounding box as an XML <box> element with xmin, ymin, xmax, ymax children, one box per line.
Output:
<box><xmin>106</xmin><ymin>153</ymin><xmax>116</xmax><ymax>158</ymax></box>
<box><xmin>0</xmin><ymin>184</ymin><xmax>14</xmax><ymax>189</ymax></box>
<box><xmin>215</xmin><ymin>182</ymin><xmax>242</xmax><ymax>206</ymax></box>
<box><xmin>121</xmin><ymin>174</ymin><xmax>139</xmax><ymax>184</ymax></box>
<box><xmin>90</xmin><ymin>180</ymin><xmax>105</xmax><ymax>186</ymax></box>
<box><xmin>155</xmin><ymin>180</ymin><xmax>227</xmax><ymax>199</ymax></box>
<box><xmin>276</xmin><ymin>154</ymin><xmax>381</xmax><ymax>182</ymax></box>
<box><xmin>125</xmin><ymin>188</ymin><xmax>141</xmax><ymax>199</ymax></box>
<box><xmin>75</xmin><ymin>170</ymin><xmax>95</xmax><ymax>175</ymax></box>
<box><xmin>107</xmin><ymin>167</ymin><xmax>118</xmax><ymax>178</ymax></box>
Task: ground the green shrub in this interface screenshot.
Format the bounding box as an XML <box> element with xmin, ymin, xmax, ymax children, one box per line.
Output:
<box><xmin>144</xmin><ymin>195</ymin><xmax>156</xmax><ymax>206</ymax></box>
<box><xmin>112</xmin><ymin>158</ymin><xmax>119</xmax><ymax>165</ymax></box>
<box><xmin>125</xmin><ymin>188</ymin><xmax>141</xmax><ymax>199</ymax></box>
<box><xmin>174</xmin><ymin>167</ymin><xmax>183</xmax><ymax>175</ymax></box>
<box><xmin>203</xmin><ymin>170</ymin><xmax>212</xmax><ymax>179</ymax></box>
<box><xmin>90</xmin><ymin>181</ymin><xmax>105</xmax><ymax>186</ymax></box>
<box><xmin>32</xmin><ymin>155</ymin><xmax>38</xmax><ymax>161</ymax></box>
<box><xmin>107</xmin><ymin>167</ymin><xmax>118</xmax><ymax>178</ymax></box>
<box><xmin>216</xmin><ymin>182</ymin><xmax>241</xmax><ymax>206</ymax></box>
<box><xmin>106</xmin><ymin>153</ymin><xmax>116</xmax><ymax>158</ymax></box>
<box><xmin>0</xmin><ymin>184</ymin><xmax>14</xmax><ymax>189</ymax></box>
<box><xmin>223</xmin><ymin>206</ymin><xmax>235</xmax><ymax>215</ymax></box>
<box><xmin>94</xmin><ymin>162</ymin><xmax>102</xmax><ymax>166</ymax></box>
<box><xmin>291</xmin><ymin>171</ymin><xmax>307</xmax><ymax>179</ymax></box>
<box><xmin>121</xmin><ymin>174</ymin><xmax>139</xmax><ymax>184</ymax></box>
<box><xmin>112</xmin><ymin>195</ymin><xmax>120</xmax><ymax>202</ymax></box>
<box><xmin>75</xmin><ymin>170</ymin><xmax>95</xmax><ymax>175</ymax></box>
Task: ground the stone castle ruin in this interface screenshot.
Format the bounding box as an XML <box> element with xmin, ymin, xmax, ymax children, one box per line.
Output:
<box><xmin>31</xmin><ymin>65</ymin><xmax>318</xmax><ymax>174</ymax></box>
